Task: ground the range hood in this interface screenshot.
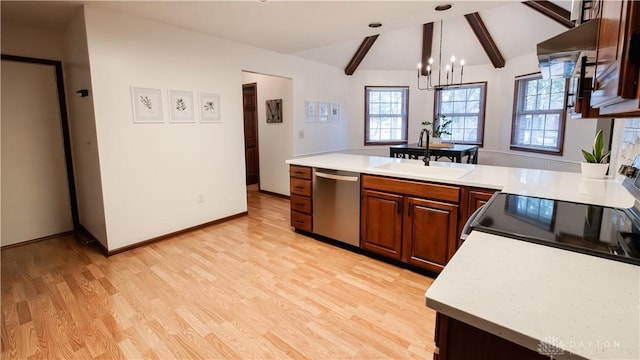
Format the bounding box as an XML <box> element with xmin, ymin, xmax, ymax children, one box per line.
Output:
<box><xmin>537</xmin><ymin>19</ymin><xmax>599</xmax><ymax>78</ymax></box>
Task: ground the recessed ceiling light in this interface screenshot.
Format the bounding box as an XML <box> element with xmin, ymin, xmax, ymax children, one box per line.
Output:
<box><xmin>368</xmin><ymin>22</ymin><xmax>382</xmax><ymax>28</ymax></box>
<box><xmin>435</xmin><ymin>4</ymin><xmax>453</xmax><ymax>11</ymax></box>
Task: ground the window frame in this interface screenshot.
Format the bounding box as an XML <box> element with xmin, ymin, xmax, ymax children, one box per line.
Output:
<box><xmin>433</xmin><ymin>81</ymin><xmax>487</xmax><ymax>146</ymax></box>
<box><xmin>364</xmin><ymin>86</ymin><xmax>409</xmax><ymax>146</ymax></box>
<box><xmin>510</xmin><ymin>73</ymin><xmax>568</xmax><ymax>156</ymax></box>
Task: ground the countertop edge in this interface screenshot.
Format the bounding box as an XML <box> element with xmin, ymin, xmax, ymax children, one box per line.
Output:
<box><xmin>286</xmin><ymin>154</ymin><xmax>634</xmax><ymax>208</ymax></box>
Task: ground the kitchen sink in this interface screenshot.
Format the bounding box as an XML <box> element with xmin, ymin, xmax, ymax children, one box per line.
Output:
<box><xmin>372</xmin><ymin>162</ymin><xmax>473</xmax><ymax>179</ymax></box>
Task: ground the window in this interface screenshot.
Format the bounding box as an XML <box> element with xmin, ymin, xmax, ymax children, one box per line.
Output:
<box><xmin>511</xmin><ymin>75</ymin><xmax>568</xmax><ymax>155</ymax></box>
<box><xmin>434</xmin><ymin>83</ymin><xmax>487</xmax><ymax>145</ymax></box>
<box><xmin>365</xmin><ymin>86</ymin><xmax>409</xmax><ymax>145</ymax></box>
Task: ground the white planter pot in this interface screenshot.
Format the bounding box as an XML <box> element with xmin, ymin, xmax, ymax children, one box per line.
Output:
<box><xmin>580</xmin><ymin>162</ymin><xmax>609</xmax><ymax>179</ymax></box>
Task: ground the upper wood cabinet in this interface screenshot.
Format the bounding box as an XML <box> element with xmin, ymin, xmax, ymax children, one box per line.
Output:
<box><xmin>590</xmin><ymin>0</ymin><xmax>640</xmax><ymax>116</ymax></box>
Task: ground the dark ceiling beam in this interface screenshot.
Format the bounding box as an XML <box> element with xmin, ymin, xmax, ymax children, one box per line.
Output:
<box><xmin>522</xmin><ymin>1</ymin><xmax>575</xmax><ymax>28</ymax></box>
<box><xmin>344</xmin><ymin>35</ymin><xmax>379</xmax><ymax>75</ymax></box>
<box><xmin>464</xmin><ymin>12</ymin><xmax>505</xmax><ymax>68</ymax></box>
<box><xmin>420</xmin><ymin>23</ymin><xmax>434</xmax><ymax>76</ymax></box>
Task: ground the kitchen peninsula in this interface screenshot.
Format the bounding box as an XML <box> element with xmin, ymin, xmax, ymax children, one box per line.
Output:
<box><xmin>286</xmin><ymin>153</ymin><xmax>639</xmax><ymax>360</ymax></box>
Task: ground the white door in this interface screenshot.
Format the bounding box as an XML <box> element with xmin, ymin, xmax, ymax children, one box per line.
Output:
<box><xmin>1</xmin><ymin>60</ymin><xmax>73</xmax><ymax>246</ymax></box>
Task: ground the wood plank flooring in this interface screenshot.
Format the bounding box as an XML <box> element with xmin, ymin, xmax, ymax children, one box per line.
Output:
<box><xmin>1</xmin><ymin>185</ymin><xmax>437</xmax><ymax>359</ymax></box>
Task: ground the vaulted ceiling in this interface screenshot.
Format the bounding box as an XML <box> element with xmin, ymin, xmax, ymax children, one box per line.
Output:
<box><xmin>1</xmin><ymin>1</ymin><xmax>573</xmax><ymax>73</ymax></box>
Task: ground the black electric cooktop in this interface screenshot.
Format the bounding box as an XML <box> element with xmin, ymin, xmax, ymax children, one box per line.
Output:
<box><xmin>470</xmin><ymin>192</ymin><xmax>640</xmax><ymax>266</ymax></box>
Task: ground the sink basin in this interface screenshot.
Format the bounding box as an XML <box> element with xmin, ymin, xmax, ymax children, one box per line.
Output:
<box><xmin>372</xmin><ymin>162</ymin><xmax>473</xmax><ymax>179</ymax></box>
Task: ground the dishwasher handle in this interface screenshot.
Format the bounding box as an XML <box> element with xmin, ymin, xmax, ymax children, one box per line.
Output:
<box><xmin>314</xmin><ymin>171</ymin><xmax>359</xmax><ymax>182</ymax></box>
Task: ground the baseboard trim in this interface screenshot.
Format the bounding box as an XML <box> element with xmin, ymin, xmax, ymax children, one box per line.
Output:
<box><xmin>0</xmin><ymin>231</ymin><xmax>75</xmax><ymax>250</ymax></box>
<box><xmin>106</xmin><ymin>211</ymin><xmax>249</xmax><ymax>256</ymax></box>
<box><xmin>259</xmin><ymin>189</ymin><xmax>289</xmax><ymax>199</ymax></box>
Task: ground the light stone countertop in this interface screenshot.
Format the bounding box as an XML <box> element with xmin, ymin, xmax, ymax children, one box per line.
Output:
<box><xmin>286</xmin><ymin>152</ymin><xmax>639</xmax><ymax>359</ymax></box>
<box><xmin>286</xmin><ymin>153</ymin><xmax>633</xmax><ymax>208</ymax></box>
<box><xmin>426</xmin><ymin>231</ymin><xmax>640</xmax><ymax>360</ymax></box>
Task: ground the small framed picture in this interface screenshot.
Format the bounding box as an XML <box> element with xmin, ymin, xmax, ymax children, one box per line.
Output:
<box><xmin>318</xmin><ymin>102</ymin><xmax>329</xmax><ymax>123</ymax></box>
<box><xmin>131</xmin><ymin>87</ymin><xmax>164</xmax><ymax>123</ymax></box>
<box><xmin>330</xmin><ymin>103</ymin><xmax>340</xmax><ymax>123</ymax></box>
<box><xmin>266</xmin><ymin>99</ymin><xmax>283</xmax><ymax>123</ymax></box>
<box><xmin>168</xmin><ymin>89</ymin><xmax>195</xmax><ymax>123</ymax></box>
<box><xmin>199</xmin><ymin>92</ymin><xmax>221</xmax><ymax>123</ymax></box>
<box><xmin>305</xmin><ymin>101</ymin><xmax>318</xmax><ymax>123</ymax></box>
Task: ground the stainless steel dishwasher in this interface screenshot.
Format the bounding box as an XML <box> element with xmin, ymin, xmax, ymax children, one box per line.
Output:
<box><xmin>312</xmin><ymin>168</ymin><xmax>361</xmax><ymax>246</ymax></box>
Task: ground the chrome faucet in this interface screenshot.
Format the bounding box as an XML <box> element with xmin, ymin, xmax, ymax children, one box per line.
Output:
<box><xmin>420</xmin><ymin>129</ymin><xmax>430</xmax><ymax>166</ymax></box>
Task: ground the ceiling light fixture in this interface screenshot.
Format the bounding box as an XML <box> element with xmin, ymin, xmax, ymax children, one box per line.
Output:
<box><xmin>434</xmin><ymin>4</ymin><xmax>452</xmax><ymax>12</ymax></box>
<box><xmin>368</xmin><ymin>22</ymin><xmax>382</xmax><ymax>28</ymax></box>
<box><xmin>417</xmin><ymin>20</ymin><xmax>465</xmax><ymax>91</ymax></box>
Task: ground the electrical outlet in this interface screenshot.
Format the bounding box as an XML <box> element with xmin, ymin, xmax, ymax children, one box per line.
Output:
<box><xmin>299</xmin><ymin>130</ymin><xmax>304</xmax><ymax>139</ymax></box>
<box><xmin>198</xmin><ymin>194</ymin><xmax>204</xmax><ymax>203</ymax></box>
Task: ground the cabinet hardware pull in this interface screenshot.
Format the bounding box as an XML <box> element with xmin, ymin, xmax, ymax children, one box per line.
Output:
<box><xmin>295</xmin><ymin>220</ymin><xmax>304</xmax><ymax>224</ymax></box>
<box><xmin>295</xmin><ymin>202</ymin><xmax>304</xmax><ymax>206</ymax></box>
<box><xmin>294</xmin><ymin>186</ymin><xmax>303</xmax><ymax>190</ymax></box>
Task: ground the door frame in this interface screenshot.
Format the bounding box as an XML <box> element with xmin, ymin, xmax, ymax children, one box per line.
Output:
<box><xmin>1</xmin><ymin>54</ymin><xmax>79</xmax><ymax>229</ymax></box>
<box><xmin>242</xmin><ymin>82</ymin><xmax>260</xmax><ymax>186</ymax></box>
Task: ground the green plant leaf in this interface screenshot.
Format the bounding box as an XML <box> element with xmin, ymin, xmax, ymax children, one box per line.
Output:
<box><xmin>582</xmin><ymin>149</ymin><xmax>597</xmax><ymax>163</ymax></box>
<box><xmin>599</xmin><ymin>151</ymin><xmax>611</xmax><ymax>164</ymax></box>
<box><xmin>593</xmin><ymin>129</ymin><xmax>604</xmax><ymax>161</ymax></box>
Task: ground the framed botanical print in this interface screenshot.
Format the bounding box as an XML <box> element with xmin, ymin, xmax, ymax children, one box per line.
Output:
<box><xmin>168</xmin><ymin>89</ymin><xmax>195</xmax><ymax>123</ymax></box>
<box><xmin>199</xmin><ymin>92</ymin><xmax>221</xmax><ymax>123</ymax></box>
<box><xmin>305</xmin><ymin>101</ymin><xmax>318</xmax><ymax>123</ymax></box>
<box><xmin>131</xmin><ymin>87</ymin><xmax>164</xmax><ymax>123</ymax></box>
<box><xmin>330</xmin><ymin>103</ymin><xmax>340</xmax><ymax>122</ymax></box>
<box><xmin>318</xmin><ymin>102</ymin><xmax>329</xmax><ymax>123</ymax></box>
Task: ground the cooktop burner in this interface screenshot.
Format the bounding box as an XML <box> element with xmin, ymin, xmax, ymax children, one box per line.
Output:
<box><xmin>470</xmin><ymin>193</ymin><xmax>640</xmax><ymax>266</ymax></box>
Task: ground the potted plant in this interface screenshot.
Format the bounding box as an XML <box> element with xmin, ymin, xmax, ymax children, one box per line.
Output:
<box><xmin>580</xmin><ymin>129</ymin><xmax>610</xmax><ymax>179</ymax></box>
<box><xmin>421</xmin><ymin>114</ymin><xmax>452</xmax><ymax>144</ymax></box>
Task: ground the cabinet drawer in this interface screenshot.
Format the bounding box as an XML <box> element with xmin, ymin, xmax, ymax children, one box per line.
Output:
<box><xmin>290</xmin><ymin>165</ymin><xmax>312</xmax><ymax>180</ymax></box>
<box><xmin>290</xmin><ymin>195</ymin><xmax>312</xmax><ymax>214</ymax></box>
<box><xmin>290</xmin><ymin>178</ymin><xmax>312</xmax><ymax>197</ymax></box>
<box><xmin>362</xmin><ymin>175</ymin><xmax>460</xmax><ymax>203</ymax></box>
<box><xmin>291</xmin><ymin>211</ymin><xmax>312</xmax><ymax>232</ymax></box>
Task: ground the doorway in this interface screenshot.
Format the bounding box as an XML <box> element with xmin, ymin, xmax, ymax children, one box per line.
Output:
<box><xmin>242</xmin><ymin>83</ymin><xmax>260</xmax><ymax>186</ymax></box>
<box><xmin>1</xmin><ymin>54</ymin><xmax>78</xmax><ymax>246</ymax></box>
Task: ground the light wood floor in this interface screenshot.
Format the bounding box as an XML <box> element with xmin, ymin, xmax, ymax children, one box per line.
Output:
<box><xmin>1</xmin><ymin>185</ymin><xmax>436</xmax><ymax>359</ymax></box>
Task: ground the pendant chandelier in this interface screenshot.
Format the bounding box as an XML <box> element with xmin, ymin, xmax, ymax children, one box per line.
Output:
<box><xmin>417</xmin><ymin>20</ymin><xmax>465</xmax><ymax>91</ymax></box>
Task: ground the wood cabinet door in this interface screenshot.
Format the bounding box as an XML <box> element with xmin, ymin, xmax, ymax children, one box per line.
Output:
<box><xmin>404</xmin><ymin>197</ymin><xmax>458</xmax><ymax>272</ymax></box>
<box><xmin>591</xmin><ymin>0</ymin><xmax>640</xmax><ymax>109</ymax></box>
<box><xmin>361</xmin><ymin>190</ymin><xmax>404</xmax><ymax>260</ymax></box>
<box><xmin>468</xmin><ymin>189</ymin><xmax>495</xmax><ymax>215</ymax></box>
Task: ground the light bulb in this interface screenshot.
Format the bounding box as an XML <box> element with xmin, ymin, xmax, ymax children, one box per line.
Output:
<box><xmin>451</xmin><ymin>55</ymin><xmax>456</xmax><ymax>63</ymax></box>
<box><xmin>428</xmin><ymin>58</ymin><xmax>434</xmax><ymax>64</ymax></box>
<box><xmin>460</xmin><ymin>59</ymin><xmax>465</xmax><ymax>66</ymax></box>
<box><xmin>427</xmin><ymin>65</ymin><xmax>431</xmax><ymax>72</ymax></box>
<box><xmin>417</xmin><ymin>63</ymin><xmax>422</xmax><ymax>69</ymax></box>
<box><xmin>446</xmin><ymin>64</ymin><xmax>451</xmax><ymax>71</ymax></box>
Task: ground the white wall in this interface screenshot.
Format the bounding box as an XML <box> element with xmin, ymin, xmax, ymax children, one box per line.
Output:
<box><xmin>292</xmin><ymin>67</ymin><xmax>349</xmax><ymax>156</ymax></box>
<box><xmin>63</xmin><ymin>10</ymin><xmax>108</xmax><ymax>247</ymax></box>
<box><xmin>242</xmin><ymin>72</ymin><xmax>293</xmax><ymax>196</ymax></box>
<box><xmin>345</xmin><ymin>53</ymin><xmax>598</xmax><ymax>172</ymax></box>
<box><xmin>83</xmin><ymin>6</ymin><xmax>349</xmax><ymax>250</ymax></box>
<box><xmin>0</xmin><ymin>21</ymin><xmax>64</xmax><ymax>60</ymax></box>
